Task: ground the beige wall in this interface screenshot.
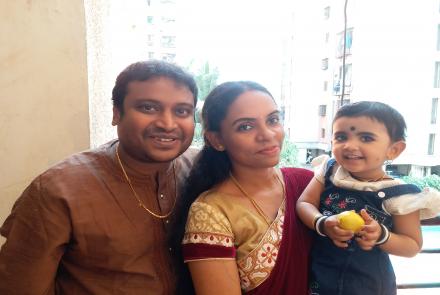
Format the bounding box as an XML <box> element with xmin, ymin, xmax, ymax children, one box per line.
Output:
<box><xmin>0</xmin><ymin>1</ymin><xmax>90</xmax><ymax>243</ymax></box>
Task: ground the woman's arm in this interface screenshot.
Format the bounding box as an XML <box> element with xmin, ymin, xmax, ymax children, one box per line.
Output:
<box><xmin>379</xmin><ymin>211</ymin><xmax>423</xmax><ymax>257</ymax></box>
<box><xmin>188</xmin><ymin>260</ymin><xmax>241</xmax><ymax>295</ymax></box>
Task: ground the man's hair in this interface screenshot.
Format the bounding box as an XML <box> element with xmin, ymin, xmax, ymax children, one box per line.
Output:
<box><xmin>111</xmin><ymin>60</ymin><xmax>198</xmax><ymax>114</ymax></box>
<box><xmin>333</xmin><ymin>101</ymin><xmax>406</xmax><ymax>142</ymax></box>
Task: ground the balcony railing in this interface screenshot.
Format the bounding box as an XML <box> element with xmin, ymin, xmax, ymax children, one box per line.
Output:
<box><xmin>396</xmin><ymin>216</ymin><xmax>440</xmax><ymax>290</ymax></box>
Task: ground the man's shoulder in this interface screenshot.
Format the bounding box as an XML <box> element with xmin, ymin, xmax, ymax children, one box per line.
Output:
<box><xmin>40</xmin><ymin>140</ymin><xmax>116</xmax><ymax>179</ymax></box>
<box><xmin>176</xmin><ymin>146</ymin><xmax>199</xmax><ymax>169</ymax></box>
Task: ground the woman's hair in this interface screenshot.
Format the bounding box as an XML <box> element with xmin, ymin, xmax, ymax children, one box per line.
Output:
<box><xmin>169</xmin><ymin>81</ymin><xmax>274</xmax><ymax>294</ymax></box>
<box><xmin>333</xmin><ymin>101</ymin><xmax>407</xmax><ymax>142</ymax></box>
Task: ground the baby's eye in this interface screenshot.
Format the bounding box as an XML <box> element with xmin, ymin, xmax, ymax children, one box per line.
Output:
<box><xmin>360</xmin><ymin>135</ymin><xmax>374</xmax><ymax>142</ymax></box>
<box><xmin>333</xmin><ymin>134</ymin><xmax>347</xmax><ymax>142</ymax></box>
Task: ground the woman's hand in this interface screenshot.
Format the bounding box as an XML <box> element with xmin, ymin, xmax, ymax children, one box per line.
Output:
<box><xmin>355</xmin><ymin>209</ymin><xmax>382</xmax><ymax>250</ymax></box>
<box><xmin>323</xmin><ymin>215</ymin><xmax>354</xmax><ymax>248</ymax></box>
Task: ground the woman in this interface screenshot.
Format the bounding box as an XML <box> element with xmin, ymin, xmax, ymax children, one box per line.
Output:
<box><xmin>172</xmin><ymin>81</ymin><xmax>313</xmax><ymax>294</ymax></box>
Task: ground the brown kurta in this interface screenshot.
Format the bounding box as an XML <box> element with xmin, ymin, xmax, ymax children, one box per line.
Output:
<box><xmin>0</xmin><ymin>140</ymin><xmax>196</xmax><ymax>294</ymax></box>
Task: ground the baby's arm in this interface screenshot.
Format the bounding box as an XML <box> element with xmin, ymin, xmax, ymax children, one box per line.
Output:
<box><xmin>379</xmin><ymin>211</ymin><xmax>422</xmax><ymax>257</ymax></box>
<box><xmin>296</xmin><ymin>177</ymin><xmax>354</xmax><ymax>248</ymax></box>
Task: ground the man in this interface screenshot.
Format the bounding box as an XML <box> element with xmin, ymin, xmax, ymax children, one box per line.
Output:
<box><xmin>0</xmin><ymin>60</ymin><xmax>198</xmax><ymax>294</ymax></box>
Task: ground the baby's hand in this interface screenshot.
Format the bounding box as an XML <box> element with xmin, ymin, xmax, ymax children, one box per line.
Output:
<box><xmin>323</xmin><ymin>215</ymin><xmax>354</xmax><ymax>248</ymax></box>
<box><xmin>355</xmin><ymin>209</ymin><xmax>382</xmax><ymax>250</ymax></box>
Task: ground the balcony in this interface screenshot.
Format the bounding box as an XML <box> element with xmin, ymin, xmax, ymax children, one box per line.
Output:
<box><xmin>394</xmin><ymin>217</ymin><xmax>440</xmax><ymax>294</ymax></box>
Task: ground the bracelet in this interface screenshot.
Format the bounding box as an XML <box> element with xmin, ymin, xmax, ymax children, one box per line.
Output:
<box><xmin>312</xmin><ymin>213</ymin><xmax>323</xmax><ymax>230</ymax></box>
<box><xmin>315</xmin><ymin>215</ymin><xmax>328</xmax><ymax>237</ymax></box>
<box><xmin>375</xmin><ymin>224</ymin><xmax>391</xmax><ymax>245</ymax></box>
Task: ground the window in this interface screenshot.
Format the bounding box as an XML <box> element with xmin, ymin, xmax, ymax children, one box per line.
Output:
<box><xmin>434</xmin><ymin>62</ymin><xmax>440</xmax><ymax>88</ymax></box>
<box><xmin>323</xmin><ymin>81</ymin><xmax>328</xmax><ymax>91</ymax></box>
<box><xmin>432</xmin><ymin>98</ymin><xmax>438</xmax><ymax>124</ymax></box>
<box><xmin>147</xmin><ymin>34</ymin><xmax>154</xmax><ymax>46</ymax></box>
<box><xmin>339</xmin><ymin>63</ymin><xmax>352</xmax><ymax>86</ymax></box>
<box><xmin>147</xmin><ymin>16</ymin><xmax>153</xmax><ymax>24</ymax></box>
<box><xmin>437</xmin><ymin>24</ymin><xmax>440</xmax><ymax>51</ymax></box>
<box><xmin>336</xmin><ymin>28</ymin><xmax>353</xmax><ymax>57</ymax></box>
<box><xmin>336</xmin><ymin>99</ymin><xmax>350</xmax><ymax>109</ymax></box>
<box><xmin>321</xmin><ymin>128</ymin><xmax>326</xmax><ymax>138</ymax></box>
<box><xmin>324</xmin><ymin>6</ymin><xmax>330</xmax><ymax>19</ymax></box>
<box><xmin>428</xmin><ymin>134</ymin><xmax>436</xmax><ymax>155</ymax></box>
<box><xmin>148</xmin><ymin>52</ymin><xmax>154</xmax><ymax>59</ymax></box>
<box><xmin>161</xmin><ymin>53</ymin><xmax>176</xmax><ymax>62</ymax></box>
<box><xmin>161</xmin><ymin>16</ymin><xmax>175</xmax><ymax>23</ymax></box>
<box><xmin>321</xmin><ymin>58</ymin><xmax>329</xmax><ymax>70</ymax></box>
<box><xmin>325</xmin><ymin>32</ymin><xmax>329</xmax><ymax>43</ymax></box>
<box><xmin>318</xmin><ymin>104</ymin><xmax>327</xmax><ymax>116</ymax></box>
<box><xmin>161</xmin><ymin>36</ymin><xmax>176</xmax><ymax>48</ymax></box>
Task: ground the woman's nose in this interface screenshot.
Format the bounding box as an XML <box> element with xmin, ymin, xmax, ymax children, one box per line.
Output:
<box><xmin>256</xmin><ymin>125</ymin><xmax>275</xmax><ymax>141</ymax></box>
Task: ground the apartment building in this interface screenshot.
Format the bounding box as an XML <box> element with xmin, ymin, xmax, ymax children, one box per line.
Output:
<box><xmin>146</xmin><ymin>0</ymin><xmax>178</xmax><ymax>62</ymax></box>
<box><xmin>284</xmin><ymin>0</ymin><xmax>440</xmax><ymax>177</ymax></box>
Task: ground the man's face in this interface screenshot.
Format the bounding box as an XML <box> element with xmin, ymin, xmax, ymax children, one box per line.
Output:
<box><xmin>113</xmin><ymin>77</ymin><xmax>195</xmax><ymax>163</ymax></box>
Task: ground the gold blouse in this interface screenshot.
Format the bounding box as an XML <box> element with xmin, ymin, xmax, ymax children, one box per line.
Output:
<box><xmin>183</xmin><ymin>190</ymin><xmax>285</xmax><ymax>292</ymax></box>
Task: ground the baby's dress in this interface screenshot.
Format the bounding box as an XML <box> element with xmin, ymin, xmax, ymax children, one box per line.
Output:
<box><xmin>309</xmin><ymin>155</ymin><xmax>440</xmax><ymax>295</ymax></box>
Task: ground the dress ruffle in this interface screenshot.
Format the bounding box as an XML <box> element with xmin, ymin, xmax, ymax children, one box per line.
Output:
<box><xmin>383</xmin><ymin>187</ymin><xmax>440</xmax><ymax>219</ymax></box>
<box><xmin>312</xmin><ymin>155</ymin><xmax>440</xmax><ymax>220</ymax></box>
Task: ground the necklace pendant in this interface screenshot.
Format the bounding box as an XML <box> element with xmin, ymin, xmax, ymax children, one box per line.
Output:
<box><xmin>115</xmin><ymin>143</ymin><xmax>177</xmax><ymax>219</ymax></box>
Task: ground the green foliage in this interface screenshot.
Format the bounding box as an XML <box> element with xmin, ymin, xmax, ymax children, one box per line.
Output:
<box><xmin>402</xmin><ymin>174</ymin><xmax>440</xmax><ymax>191</ymax></box>
<box><xmin>279</xmin><ymin>138</ymin><xmax>299</xmax><ymax>167</ymax></box>
<box><xmin>185</xmin><ymin>60</ymin><xmax>220</xmax><ymax>101</ymax></box>
<box><xmin>191</xmin><ymin>123</ymin><xmax>204</xmax><ymax>148</ymax></box>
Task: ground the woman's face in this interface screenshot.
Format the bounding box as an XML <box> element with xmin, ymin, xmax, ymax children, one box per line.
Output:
<box><xmin>215</xmin><ymin>90</ymin><xmax>284</xmax><ymax>171</ymax></box>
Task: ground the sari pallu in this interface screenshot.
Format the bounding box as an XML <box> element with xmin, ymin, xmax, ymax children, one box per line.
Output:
<box><xmin>182</xmin><ymin>168</ymin><xmax>313</xmax><ymax>294</ymax></box>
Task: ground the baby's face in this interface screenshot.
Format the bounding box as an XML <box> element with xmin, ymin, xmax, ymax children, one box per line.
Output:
<box><xmin>331</xmin><ymin>115</ymin><xmax>395</xmax><ymax>181</ymax></box>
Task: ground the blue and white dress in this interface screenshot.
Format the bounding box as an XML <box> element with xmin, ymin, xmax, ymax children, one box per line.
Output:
<box><xmin>309</xmin><ymin>155</ymin><xmax>440</xmax><ymax>295</ymax></box>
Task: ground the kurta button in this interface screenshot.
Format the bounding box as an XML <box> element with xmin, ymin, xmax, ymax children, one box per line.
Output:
<box><xmin>378</xmin><ymin>191</ymin><xmax>386</xmax><ymax>198</ymax></box>
<box><xmin>165</xmin><ymin>219</ymin><xmax>169</xmax><ymax>224</ymax></box>
<box><xmin>160</xmin><ymin>194</ymin><xmax>164</xmax><ymax>199</ymax></box>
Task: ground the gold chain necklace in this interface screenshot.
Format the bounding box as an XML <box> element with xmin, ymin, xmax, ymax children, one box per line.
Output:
<box><xmin>350</xmin><ymin>171</ymin><xmax>389</xmax><ymax>182</ymax></box>
<box><xmin>229</xmin><ymin>170</ymin><xmax>285</xmax><ymax>226</ymax></box>
<box><xmin>115</xmin><ymin>144</ymin><xmax>177</xmax><ymax>219</ymax></box>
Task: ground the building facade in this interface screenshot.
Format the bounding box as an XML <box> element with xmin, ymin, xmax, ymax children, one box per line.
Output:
<box><xmin>284</xmin><ymin>0</ymin><xmax>440</xmax><ymax>177</ymax></box>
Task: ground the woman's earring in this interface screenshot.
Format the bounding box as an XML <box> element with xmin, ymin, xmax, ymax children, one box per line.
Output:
<box><xmin>384</xmin><ymin>159</ymin><xmax>393</xmax><ymax>166</ymax></box>
<box><xmin>217</xmin><ymin>145</ymin><xmax>225</xmax><ymax>151</ymax></box>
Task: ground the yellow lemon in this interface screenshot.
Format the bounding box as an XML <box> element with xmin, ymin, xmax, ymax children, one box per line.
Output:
<box><xmin>337</xmin><ymin>210</ymin><xmax>365</xmax><ymax>233</ymax></box>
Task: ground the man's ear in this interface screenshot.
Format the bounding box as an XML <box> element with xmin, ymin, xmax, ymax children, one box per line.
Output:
<box><xmin>112</xmin><ymin>107</ymin><xmax>121</xmax><ymax>126</ymax></box>
<box><xmin>386</xmin><ymin>140</ymin><xmax>406</xmax><ymax>161</ymax></box>
<box><xmin>205</xmin><ymin>131</ymin><xmax>225</xmax><ymax>151</ymax></box>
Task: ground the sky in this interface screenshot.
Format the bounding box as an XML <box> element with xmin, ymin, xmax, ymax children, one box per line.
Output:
<box><xmin>176</xmin><ymin>0</ymin><xmax>294</xmax><ymax>97</ymax></box>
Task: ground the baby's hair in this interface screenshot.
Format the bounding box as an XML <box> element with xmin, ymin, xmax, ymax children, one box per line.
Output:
<box><xmin>333</xmin><ymin>101</ymin><xmax>406</xmax><ymax>142</ymax></box>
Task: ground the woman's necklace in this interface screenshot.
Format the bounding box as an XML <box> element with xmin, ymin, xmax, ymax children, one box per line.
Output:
<box><xmin>229</xmin><ymin>170</ymin><xmax>285</xmax><ymax>226</ymax></box>
<box><xmin>115</xmin><ymin>144</ymin><xmax>177</xmax><ymax>219</ymax></box>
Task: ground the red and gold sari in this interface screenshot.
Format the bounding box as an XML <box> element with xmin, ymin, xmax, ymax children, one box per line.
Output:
<box><xmin>183</xmin><ymin>168</ymin><xmax>313</xmax><ymax>294</ymax></box>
